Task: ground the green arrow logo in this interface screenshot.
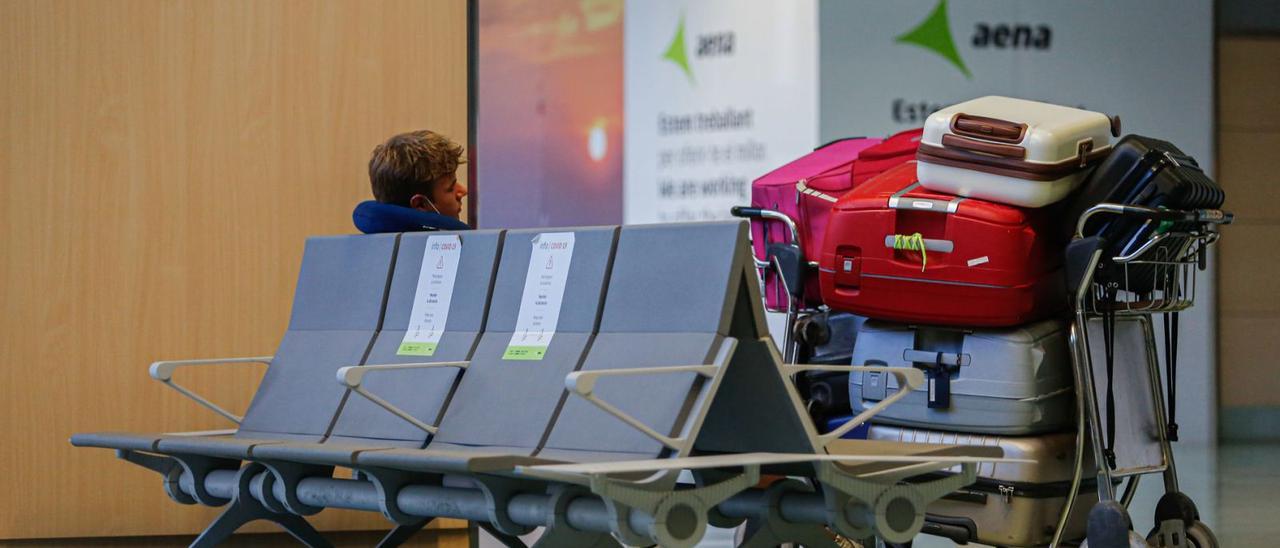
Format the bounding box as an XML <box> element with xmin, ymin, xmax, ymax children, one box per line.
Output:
<box><xmin>896</xmin><ymin>0</ymin><xmax>971</xmax><ymax>78</ymax></box>
<box><xmin>662</xmin><ymin>13</ymin><xmax>695</xmax><ymax>84</ymax></box>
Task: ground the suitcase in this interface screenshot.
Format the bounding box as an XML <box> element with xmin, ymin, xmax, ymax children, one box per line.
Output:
<box><xmin>1063</xmin><ymin>135</ymin><xmax>1225</xmax><ymax>294</ymax></box>
<box><xmin>850</xmin><ymin>319</ymin><xmax>1074</xmax><ymax>435</ymax></box>
<box><xmin>823</xmin><ymin>415</ymin><xmax>870</xmax><ymax>440</ymax></box>
<box><xmin>917</xmin><ymin>96</ymin><xmax>1118</xmax><ymax>208</ymax></box>
<box><xmin>793</xmin><ymin>312</ymin><xmax>865</xmax><ymax>425</ymax></box>
<box><xmin>751</xmin><ymin>137</ymin><xmax>882</xmax><ymax>310</ymax></box>
<box><xmin>819</xmin><ymin>161</ymin><xmax>1064</xmax><ymax>327</ymax></box>
<box><xmin>851</xmin><ymin>127</ymin><xmax>923</xmax><ymax>186</ymax></box>
<box><xmin>869</xmin><ymin>425</ymin><xmax>1096</xmax><ymax>547</ymax></box>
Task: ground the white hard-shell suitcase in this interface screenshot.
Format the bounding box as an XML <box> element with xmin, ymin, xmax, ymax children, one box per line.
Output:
<box><xmin>850</xmin><ymin>319</ymin><xmax>1073</xmax><ymax>434</ymax></box>
<box><xmin>917</xmin><ymin>95</ymin><xmax>1119</xmax><ymax>207</ymax></box>
<box><xmin>869</xmin><ymin>425</ymin><xmax>1096</xmax><ymax>547</ymax></box>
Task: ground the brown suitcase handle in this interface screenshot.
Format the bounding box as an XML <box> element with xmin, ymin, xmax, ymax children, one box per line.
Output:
<box><xmin>951</xmin><ymin>114</ymin><xmax>1026</xmax><ymax>143</ymax></box>
<box><xmin>941</xmin><ymin>134</ymin><xmax>1027</xmax><ymax>159</ymax></box>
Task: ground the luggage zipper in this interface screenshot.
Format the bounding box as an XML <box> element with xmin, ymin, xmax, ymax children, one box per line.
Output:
<box><xmin>917</xmin><ymin>472</ymin><xmax>1103</xmax><ymax>501</ymax></box>
<box><xmin>796</xmin><ymin>179</ymin><xmax>839</xmax><ymax>203</ymax></box>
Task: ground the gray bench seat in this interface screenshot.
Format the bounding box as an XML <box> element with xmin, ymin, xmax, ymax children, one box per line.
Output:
<box><xmin>71</xmin><ymin>234</ymin><xmax>400</xmax><ymax>458</ymax></box>
<box><xmin>248</xmin><ymin>227</ymin><xmax>618</xmax><ymax>469</ymax></box>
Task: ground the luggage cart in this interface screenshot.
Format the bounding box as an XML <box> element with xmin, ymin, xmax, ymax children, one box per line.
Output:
<box><xmin>730</xmin><ymin>206</ymin><xmax>860</xmax><ymax>425</ymax></box>
<box><xmin>1055</xmin><ymin>204</ymin><xmax>1233</xmax><ymax>547</ymax></box>
<box><xmin>730</xmin><ymin>205</ymin><xmax>810</xmax><ymax>361</ymax></box>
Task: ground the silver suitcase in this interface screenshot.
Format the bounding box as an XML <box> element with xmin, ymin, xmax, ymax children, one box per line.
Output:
<box><xmin>850</xmin><ymin>319</ymin><xmax>1073</xmax><ymax>434</ymax></box>
<box><xmin>869</xmin><ymin>425</ymin><xmax>1095</xmax><ymax>547</ymax></box>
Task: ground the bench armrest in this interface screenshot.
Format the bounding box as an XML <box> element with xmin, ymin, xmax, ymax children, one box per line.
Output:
<box><xmin>782</xmin><ymin>363</ymin><xmax>924</xmax><ymax>448</ymax></box>
<box><xmin>334</xmin><ymin>361</ymin><xmax>471</xmax><ymax>434</ymax></box>
<box><xmin>148</xmin><ymin>356</ymin><xmax>274</xmax><ymax>425</ymax></box>
<box><xmin>564</xmin><ymin>338</ymin><xmax>738</xmax><ymax>450</ymax></box>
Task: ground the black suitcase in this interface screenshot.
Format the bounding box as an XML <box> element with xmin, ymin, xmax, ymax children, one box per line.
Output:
<box><xmin>794</xmin><ymin>312</ymin><xmax>864</xmax><ymax>425</ymax></box>
<box><xmin>1064</xmin><ymin>135</ymin><xmax>1224</xmax><ymax>293</ymax></box>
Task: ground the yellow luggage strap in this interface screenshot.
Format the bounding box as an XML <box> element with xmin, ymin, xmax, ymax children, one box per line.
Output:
<box><xmin>892</xmin><ymin>232</ymin><xmax>927</xmax><ymax>272</ymax></box>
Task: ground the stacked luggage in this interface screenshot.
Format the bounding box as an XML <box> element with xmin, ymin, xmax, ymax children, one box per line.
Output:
<box><xmin>742</xmin><ymin>128</ymin><xmax>921</xmax><ymax>426</ymax></box>
<box><xmin>742</xmin><ymin>95</ymin><xmax>1225</xmax><ymax>546</ymax></box>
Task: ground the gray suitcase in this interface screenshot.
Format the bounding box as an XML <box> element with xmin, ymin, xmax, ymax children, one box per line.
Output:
<box><xmin>869</xmin><ymin>425</ymin><xmax>1096</xmax><ymax>547</ymax></box>
<box><xmin>850</xmin><ymin>319</ymin><xmax>1073</xmax><ymax>434</ymax></box>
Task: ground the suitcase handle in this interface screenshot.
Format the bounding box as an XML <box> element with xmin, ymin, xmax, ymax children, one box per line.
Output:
<box><xmin>884</xmin><ymin>235</ymin><xmax>954</xmax><ymax>253</ymax></box>
<box><xmin>903</xmin><ymin>348</ymin><xmax>971</xmax><ymax>366</ymax></box>
<box><xmin>952</xmin><ymin>113</ymin><xmax>1027</xmax><ymax>143</ymax></box>
<box><xmin>941</xmin><ymin>134</ymin><xmax>1027</xmax><ymax>159</ymax></box>
<box><xmin>814</xmin><ymin>135</ymin><xmax>868</xmax><ymax>151</ymax></box>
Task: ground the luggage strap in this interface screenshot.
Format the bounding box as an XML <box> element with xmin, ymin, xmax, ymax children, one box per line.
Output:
<box><xmin>892</xmin><ymin>232</ymin><xmax>928</xmax><ymax>271</ymax></box>
<box><xmin>1101</xmin><ymin>287</ymin><xmax>1119</xmax><ymax>470</ymax></box>
<box><xmin>1163</xmin><ymin>311</ymin><xmax>1180</xmax><ymax>442</ymax></box>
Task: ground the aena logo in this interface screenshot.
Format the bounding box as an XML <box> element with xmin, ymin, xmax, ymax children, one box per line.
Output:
<box><xmin>662</xmin><ymin>13</ymin><xmax>735</xmax><ymax>85</ymax></box>
<box><xmin>896</xmin><ymin>0</ymin><xmax>1052</xmax><ymax>79</ymax></box>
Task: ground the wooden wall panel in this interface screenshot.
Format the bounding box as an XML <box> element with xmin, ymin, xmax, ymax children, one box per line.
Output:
<box><xmin>0</xmin><ymin>0</ymin><xmax>469</xmax><ymax>539</ymax></box>
<box><xmin>1217</xmin><ymin>37</ymin><xmax>1280</xmax><ymax>409</ymax></box>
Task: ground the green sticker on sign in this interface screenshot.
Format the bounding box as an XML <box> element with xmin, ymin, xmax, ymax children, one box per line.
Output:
<box><xmin>397</xmin><ymin>342</ymin><xmax>438</xmax><ymax>356</ymax></box>
<box><xmin>502</xmin><ymin>345</ymin><xmax>547</xmax><ymax>361</ymax></box>
<box><xmin>503</xmin><ymin>232</ymin><xmax>575</xmax><ymax>362</ymax></box>
<box><xmin>398</xmin><ymin>235</ymin><xmax>462</xmax><ymax>356</ymax></box>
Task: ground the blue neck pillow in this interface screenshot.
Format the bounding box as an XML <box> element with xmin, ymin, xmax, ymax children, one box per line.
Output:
<box><xmin>352</xmin><ymin>200</ymin><xmax>471</xmax><ymax>234</ymax></box>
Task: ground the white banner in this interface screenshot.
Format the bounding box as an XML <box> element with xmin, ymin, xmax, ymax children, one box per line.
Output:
<box><xmin>623</xmin><ymin>0</ymin><xmax>819</xmax><ymax>224</ymax></box>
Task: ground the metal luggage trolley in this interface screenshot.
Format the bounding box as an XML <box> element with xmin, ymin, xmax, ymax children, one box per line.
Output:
<box><xmin>1055</xmin><ymin>204</ymin><xmax>1233</xmax><ymax>547</ymax></box>
<box><xmin>728</xmin><ymin>206</ymin><xmax>857</xmax><ymax>424</ymax></box>
<box><xmin>729</xmin><ymin>206</ymin><xmax>809</xmax><ymax>359</ymax></box>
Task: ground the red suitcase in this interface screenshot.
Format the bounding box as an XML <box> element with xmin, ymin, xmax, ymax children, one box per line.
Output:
<box><xmin>850</xmin><ymin>128</ymin><xmax>923</xmax><ymax>186</ymax></box>
<box><xmin>819</xmin><ymin>161</ymin><xmax>1063</xmax><ymax>326</ymax></box>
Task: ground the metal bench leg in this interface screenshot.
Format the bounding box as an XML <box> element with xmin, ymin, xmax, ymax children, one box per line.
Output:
<box><xmin>737</xmin><ymin>480</ymin><xmax>840</xmax><ymax>548</ymax></box>
<box><xmin>814</xmin><ymin>460</ymin><xmax>977</xmax><ymax>545</ymax></box>
<box><xmin>590</xmin><ymin>465</ymin><xmax>761</xmax><ymax>548</ymax></box>
<box><xmin>190</xmin><ymin>462</ymin><xmax>332</xmax><ymax>548</ymax></box>
<box><xmin>478</xmin><ymin>522</ymin><xmax>529</xmax><ymax>548</ymax></box>
<box><xmin>375</xmin><ymin>518</ymin><xmax>434</xmax><ymax>548</ymax></box>
<box><xmin>532</xmin><ymin>484</ymin><xmax>621</xmax><ymax>548</ymax></box>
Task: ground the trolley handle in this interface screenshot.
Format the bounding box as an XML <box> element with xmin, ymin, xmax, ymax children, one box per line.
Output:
<box><xmin>731</xmin><ymin>206</ymin><xmax>801</xmax><ymax>247</ymax></box>
<box><xmin>1074</xmin><ymin>204</ymin><xmax>1233</xmax><ymax>239</ymax></box>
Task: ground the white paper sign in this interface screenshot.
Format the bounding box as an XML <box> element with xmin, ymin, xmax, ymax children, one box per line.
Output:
<box><xmin>398</xmin><ymin>235</ymin><xmax>462</xmax><ymax>356</ymax></box>
<box><xmin>504</xmin><ymin>233</ymin><xmax>575</xmax><ymax>361</ymax></box>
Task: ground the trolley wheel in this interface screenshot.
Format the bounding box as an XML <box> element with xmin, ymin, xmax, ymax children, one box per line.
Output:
<box><xmin>1145</xmin><ymin>491</ymin><xmax>1213</xmax><ymax>547</ymax></box>
<box><xmin>1086</xmin><ymin>500</ymin><xmax>1144</xmax><ymax>548</ymax></box>
<box><xmin>1185</xmin><ymin>521</ymin><xmax>1220</xmax><ymax>548</ymax></box>
<box><xmin>1146</xmin><ymin>520</ymin><xmax>1219</xmax><ymax>548</ymax></box>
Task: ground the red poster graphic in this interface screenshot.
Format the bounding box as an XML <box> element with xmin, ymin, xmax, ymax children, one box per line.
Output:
<box><xmin>476</xmin><ymin>0</ymin><xmax>624</xmax><ymax>228</ymax></box>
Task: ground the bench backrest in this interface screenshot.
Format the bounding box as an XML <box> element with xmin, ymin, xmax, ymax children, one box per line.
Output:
<box><xmin>326</xmin><ymin>230</ymin><xmax>504</xmax><ymax>446</ymax></box>
<box><xmin>538</xmin><ymin>222</ymin><xmax>755</xmax><ymax>461</ymax></box>
<box><xmin>427</xmin><ymin>227</ymin><xmax>618</xmax><ymax>453</ymax></box>
<box><xmin>540</xmin><ymin>221</ymin><xmax>824</xmax><ymax>462</ymax></box>
<box><xmin>236</xmin><ymin>234</ymin><xmax>398</xmax><ymax>440</ymax></box>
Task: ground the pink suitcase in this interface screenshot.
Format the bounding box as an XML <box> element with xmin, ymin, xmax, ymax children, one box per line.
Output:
<box><xmin>751</xmin><ymin>137</ymin><xmax>882</xmax><ymax>311</ymax></box>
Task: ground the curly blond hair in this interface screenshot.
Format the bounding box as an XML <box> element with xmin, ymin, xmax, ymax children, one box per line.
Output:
<box><xmin>368</xmin><ymin>130</ymin><xmax>466</xmax><ymax>206</ymax></box>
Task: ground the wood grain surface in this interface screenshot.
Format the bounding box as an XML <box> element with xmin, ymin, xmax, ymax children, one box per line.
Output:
<box><xmin>0</xmin><ymin>0</ymin><xmax>469</xmax><ymax>539</ymax></box>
